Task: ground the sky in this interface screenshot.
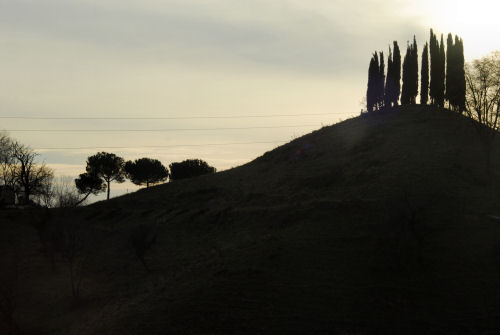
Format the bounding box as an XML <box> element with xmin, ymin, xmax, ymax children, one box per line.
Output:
<box><xmin>1</xmin><ymin>0</ymin><xmax>499</xmax><ymax>200</ymax></box>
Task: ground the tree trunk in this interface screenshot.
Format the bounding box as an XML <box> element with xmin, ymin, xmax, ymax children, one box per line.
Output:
<box><xmin>75</xmin><ymin>192</ymin><xmax>91</xmax><ymax>206</ymax></box>
<box><xmin>107</xmin><ymin>180</ymin><xmax>110</xmax><ymax>200</ymax></box>
<box><xmin>24</xmin><ymin>187</ymin><xmax>30</xmax><ymax>205</ymax></box>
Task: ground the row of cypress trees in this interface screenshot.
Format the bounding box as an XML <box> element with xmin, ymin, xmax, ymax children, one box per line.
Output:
<box><xmin>366</xmin><ymin>29</ymin><xmax>465</xmax><ymax>113</ymax></box>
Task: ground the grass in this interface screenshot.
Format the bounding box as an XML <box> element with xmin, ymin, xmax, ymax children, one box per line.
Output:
<box><xmin>2</xmin><ymin>105</ymin><xmax>500</xmax><ymax>334</ymax></box>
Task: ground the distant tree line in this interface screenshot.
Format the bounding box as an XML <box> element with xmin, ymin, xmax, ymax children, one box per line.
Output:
<box><xmin>366</xmin><ymin>28</ymin><xmax>466</xmax><ymax>113</ymax></box>
<box><xmin>75</xmin><ymin>153</ymin><xmax>217</xmax><ymax>201</ymax></box>
<box><xmin>0</xmin><ymin>133</ymin><xmax>217</xmax><ymax>207</ymax></box>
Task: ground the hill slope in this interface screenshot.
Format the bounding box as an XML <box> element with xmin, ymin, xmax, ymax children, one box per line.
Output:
<box><xmin>2</xmin><ymin>106</ymin><xmax>500</xmax><ymax>334</ymax></box>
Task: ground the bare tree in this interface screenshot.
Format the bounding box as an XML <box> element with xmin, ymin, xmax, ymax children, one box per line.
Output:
<box><xmin>464</xmin><ymin>51</ymin><xmax>500</xmax><ymax>183</ymax></box>
<box><xmin>11</xmin><ymin>142</ymin><xmax>54</xmax><ymax>205</ymax></box>
<box><xmin>53</xmin><ymin>176</ymin><xmax>85</xmax><ymax>207</ymax></box>
<box><xmin>0</xmin><ymin>134</ymin><xmax>16</xmax><ymax>195</ymax></box>
<box><xmin>465</xmin><ymin>51</ymin><xmax>500</xmax><ymax>130</ymax></box>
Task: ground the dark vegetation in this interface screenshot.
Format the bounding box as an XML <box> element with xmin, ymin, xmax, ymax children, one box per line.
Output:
<box><xmin>124</xmin><ymin>158</ymin><xmax>169</xmax><ymax>188</ymax></box>
<box><xmin>1</xmin><ymin>136</ymin><xmax>215</xmax><ymax>206</ymax></box>
<box><xmin>2</xmin><ymin>106</ymin><xmax>500</xmax><ymax>333</ymax></box>
<box><xmin>169</xmin><ymin>159</ymin><xmax>216</xmax><ymax>181</ymax></box>
<box><xmin>367</xmin><ymin>28</ymin><xmax>466</xmax><ymax>113</ymax></box>
<box><xmin>84</xmin><ymin>152</ymin><xmax>126</xmax><ymax>201</ymax></box>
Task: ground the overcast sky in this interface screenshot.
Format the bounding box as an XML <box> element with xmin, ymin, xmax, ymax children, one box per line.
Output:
<box><xmin>1</xmin><ymin>0</ymin><xmax>499</xmax><ymax>200</ymax></box>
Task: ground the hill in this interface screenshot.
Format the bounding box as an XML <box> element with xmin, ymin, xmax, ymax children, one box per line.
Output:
<box><xmin>2</xmin><ymin>105</ymin><xmax>500</xmax><ymax>334</ymax></box>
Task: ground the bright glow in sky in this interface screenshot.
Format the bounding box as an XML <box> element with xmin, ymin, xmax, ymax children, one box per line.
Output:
<box><xmin>0</xmin><ymin>0</ymin><xmax>499</xmax><ymax>200</ymax></box>
<box><xmin>423</xmin><ymin>0</ymin><xmax>500</xmax><ymax>59</ymax></box>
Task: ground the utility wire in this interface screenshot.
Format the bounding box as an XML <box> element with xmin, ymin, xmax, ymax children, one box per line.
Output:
<box><xmin>34</xmin><ymin>140</ymin><xmax>287</xmax><ymax>150</ymax></box>
<box><xmin>0</xmin><ymin>112</ymin><xmax>350</xmax><ymax>120</ymax></box>
<box><xmin>4</xmin><ymin>124</ymin><xmax>322</xmax><ymax>133</ymax></box>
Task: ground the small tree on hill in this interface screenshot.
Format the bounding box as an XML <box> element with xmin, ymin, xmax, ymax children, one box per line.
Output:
<box><xmin>124</xmin><ymin>158</ymin><xmax>169</xmax><ymax>188</ymax></box>
<box><xmin>169</xmin><ymin>159</ymin><xmax>216</xmax><ymax>181</ymax></box>
<box><xmin>74</xmin><ymin>173</ymin><xmax>105</xmax><ymax>205</ymax></box>
<box><xmin>84</xmin><ymin>152</ymin><xmax>124</xmax><ymax>200</ymax></box>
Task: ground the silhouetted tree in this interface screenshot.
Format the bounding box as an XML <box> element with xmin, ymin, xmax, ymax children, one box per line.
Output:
<box><xmin>465</xmin><ymin>51</ymin><xmax>500</xmax><ymax>130</ymax></box>
<box><xmin>384</xmin><ymin>47</ymin><xmax>393</xmax><ymax>107</ymax></box>
<box><xmin>450</xmin><ymin>35</ymin><xmax>467</xmax><ymax>112</ymax></box>
<box><xmin>377</xmin><ymin>51</ymin><xmax>385</xmax><ymax>110</ymax></box>
<box><xmin>169</xmin><ymin>159</ymin><xmax>216</xmax><ymax>181</ymax></box>
<box><xmin>84</xmin><ymin>152</ymin><xmax>125</xmax><ymax>200</ymax></box>
<box><xmin>367</xmin><ymin>52</ymin><xmax>380</xmax><ymax>112</ymax></box>
<box><xmin>402</xmin><ymin>46</ymin><xmax>410</xmax><ymax>105</ymax></box>
<box><xmin>74</xmin><ymin>173</ymin><xmax>105</xmax><ymax>205</ymax></box>
<box><xmin>11</xmin><ymin>142</ymin><xmax>54</xmax><ymax>204</ymax></box>
<box><xmin>124</xmin><ymin>158</ymin><xmax>169</xmax><ymax>188</ymax></box>
<box><xmin>421</xmin><ymin>42</ymin><xmax>429</xmax><ymax>105</ymax></box>
<box><xmin>392</xmin><ymin>41</ymin><xmax>401</xmax><ymax>106</ymax></box>
<box><xmin>456</xmin><ymin>36</ymin><xmax>466</xmax><ymax>112</ymax></box>
<box><xmin>0</xmin><ymin>134</ymin><xmax>16</xmax><ymax>197</ymax></box>
<box><xmin>410</xmin><ymin>36</ymin><xmax>419</xmax><ymax>104</ymax></box>
<box><xmin>438</xmin><ymin>34</ymin><xmax>446</xmax><ymax>107</ymax></box>
<box><xmin>401</xmin><ymin>38</ymin><xmax>418</xmax><ymax>105</ymax></box>
<box><xmin>429</xmin><ymin>29</ymin><xmax>439</xmax><ymax>105</ymax></box>
<box><xmin>429</xmin><ymin>29</ymin><xmax>445</xmax><ymax>106</ymax></box>
<box><xmin>445</xmin><ymin>33</ymin><xmax>456</xmax><ymax>108</ymax></box>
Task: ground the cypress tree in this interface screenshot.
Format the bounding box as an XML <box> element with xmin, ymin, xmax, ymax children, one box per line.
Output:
<box><xmin>421</xmin><ymin>42</ymin><xmax>429</xmax><ymax>105</ymax></box>
<box><xmin>384</xmin><ymin>47</ymin><xmax>393</xmax><ymax>108</ymax></box>
<box><xmin>367</xmin><ymin>54</ymin><xmax>376</xmax><ymax>112</ymax></box>
<box><xmin>456</xmin><ymin>36</ymin><xmax>466</xmax><ymax>113</ymax></box>
<box><xmin>392</xmin><ymin>41</ymin><xmax>401</xmax><ymax>106</ymax></box>
<box><xmin>438</xmin><ymin>34</ymin><xmax>446</xmax><ymax>107</ymax></box>
<box><xmin>366</xmin><ymin>53</ymin><xmax>379</xmax><ymax>112</ymax></box>
<box><xmin>402</xmin><ymin>38</ymin><xmax>418</xmax><ymax>105</ymax></box>
<box><xmin>410</xmin><ymin>36</ymin><xmax>419</xmax><ymax>104</ymax></box>
<box><xmin>377</xmin><ymin>51</ymin><xmax>385</xmax><ymax>110</ymax></box>
<box><xmin>429</xmin><ymin>29</ymin><xmax>439</xmax><ymax>105</ymax></box>
<box><xmin>445</xmin><ymin>33</ymin><xmax>456</xmax><ymax>108</ymax></box>
<box><xmin>401</xmin><ymin>43</ymin><xmax>411</xmax><ymax>105</ymax></box>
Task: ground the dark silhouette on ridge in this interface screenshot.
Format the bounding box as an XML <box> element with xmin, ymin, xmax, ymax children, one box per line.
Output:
<box><xmin>169</xmin><ymin>159</ymin><xmax>216</xmax><ymax>181</ymax></box>
<box><xmin>124</xmin><ymin>158</ymin><xmax>169</xmax><ymax>188</ymax></box>
<box><xmin>84</xmin><ymin>152</ymin><xmax>125</xmax><ymax>200</ymax></box>
<box><xmin>421</xmin><ymin>42</ymin><xmax>429</xmax><ymax>105</ymax></box>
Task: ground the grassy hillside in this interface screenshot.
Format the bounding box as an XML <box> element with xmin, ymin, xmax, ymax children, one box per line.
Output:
<box><xmin>2</xmin><ymin>105</ymin><xmax>500</xmax><ymax>334</ymax></box>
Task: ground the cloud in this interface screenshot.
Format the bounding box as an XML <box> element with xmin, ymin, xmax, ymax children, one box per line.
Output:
<box><xmin>0</xmin><ymin>0</ymin><xmax>425</xmax><ymax>76</ymax></box>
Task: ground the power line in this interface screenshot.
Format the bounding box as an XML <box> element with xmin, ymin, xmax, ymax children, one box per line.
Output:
<box><xmin>0</xmin><ymin>112</ymin><xmax>350</xmax><ymax>120</ymax></box>
<box><xmin>34</xmin><ymin>140</ymin><xmax>287</xmax><ymax>150</ymax></box>
<box><xmin>4</xmin><ymin>124</ymin><xmax>322</xmax><ymax>133</ymax></box>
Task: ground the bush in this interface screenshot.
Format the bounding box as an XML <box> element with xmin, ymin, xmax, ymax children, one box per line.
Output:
<box><xmin>169</xmin><ymin>159</ymin><xmax>216</xmax><ymax>181</ymax></box>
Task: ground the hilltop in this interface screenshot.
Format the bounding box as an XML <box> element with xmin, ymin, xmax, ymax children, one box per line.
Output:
<box><xmin>2</xmin><ymin>105</ymin><xmax>500</xmax><ymax>334</ymax></box>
